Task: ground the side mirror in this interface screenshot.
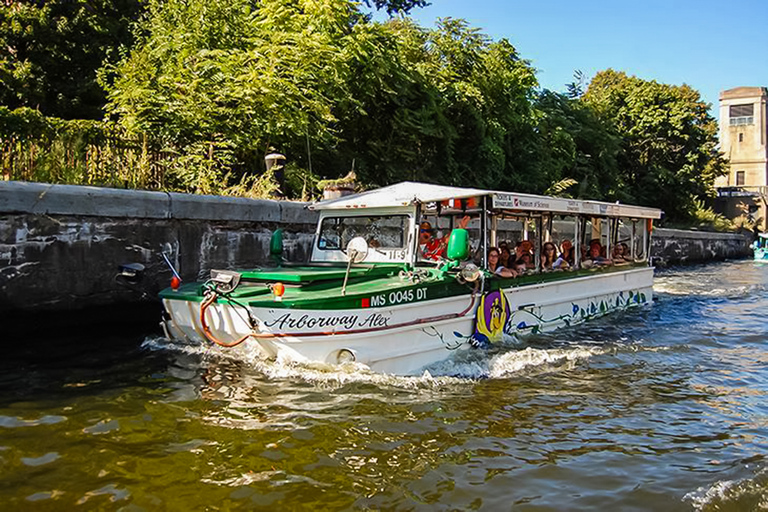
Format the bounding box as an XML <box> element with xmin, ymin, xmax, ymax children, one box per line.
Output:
<box><xmin>446</xmin><ymin>228</ymin><xmax>469</xmax><ymax>261</ymax></box>
<box><xmin>270</xmin><ymin>229</ymin><xmax>283</xmax><ymax>265</ymax></box>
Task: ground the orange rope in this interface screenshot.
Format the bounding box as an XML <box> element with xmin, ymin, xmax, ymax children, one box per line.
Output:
<box><xmin>199</xmin><ymin>293</ymin><xmax>252</xmax><ymax>348</ymax></box>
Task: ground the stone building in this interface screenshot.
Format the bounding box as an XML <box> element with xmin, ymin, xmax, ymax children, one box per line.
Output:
<box><xmin>714</xmin><ymin>87</ymin><xmax>768</xmax><ymax>231</ymax></box>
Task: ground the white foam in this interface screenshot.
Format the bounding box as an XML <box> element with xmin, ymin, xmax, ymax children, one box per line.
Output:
<box><xmin>143</xmin><ymin>335</ymin><xmax>468</xmax><ymax>390</ymax></box>
<box><xmin>143</xmin><ymin>335</ymin><xmax>673</xmax><ymax>385</ymax></box>
<box><xmin>488</xmin><ymin>345</ymin><xmax>609</xmax><ymax>378</ymax></box>
<box><xmin>684</xmin><ymin>466</ymin><xmax>768</xmax><ymax>510</ymax></box>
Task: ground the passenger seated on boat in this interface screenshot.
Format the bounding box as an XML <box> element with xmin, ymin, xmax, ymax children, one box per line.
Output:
<box><xmin>514</xmin><ymin>240</ymin><xmax>533</xmax><ymax>259</ymax></box>
<box><xmin>420</xmin><ymin>216</ymin><xmax>473</xmax><ymax>261</ymax></box>
<box><xmin>620</xmin><ymin>242</ymin><xmax>631</xmax><ymax>261</ymax></box>
<box><xmin>553</xmin><ymin>239</ymin><xmax>574</xmax><ymax>269</ymax></box>
<box><xmin>612</xmin><ymin>243</ymin><xmax>631</xmax><ymax>263</ymax></box>
<box><xmin>487</xmin><ymin>247</ymin><xmax>518</xmax><ymax>278</ymax></box>
<box><xmin>499</xmin><ymin>245</ymin><xmax>512</xmax><ymax>268</ymax></box>
<box><xmin>582</xmin><ymin>242</ymin><xmax>612</xmax><ymax>268</ymax></box>
<box><xmin>542</xmin><ymin>241</ymin><xmax>558</xmax><ymax>270</ymax></box>
<box><xmin>514</xmin><ymin>252</ymin><xmax>534</xmax><ymax>273</ymax></box>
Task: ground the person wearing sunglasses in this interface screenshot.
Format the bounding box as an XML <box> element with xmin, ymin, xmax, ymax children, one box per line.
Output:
<box><xmin>419</xmin><ymin>221</ymin><xmax>443</xmax><ymax>260</ymax></box>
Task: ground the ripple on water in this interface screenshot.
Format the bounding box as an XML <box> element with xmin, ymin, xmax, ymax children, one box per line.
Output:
<box><xmin>21</xmin><ymin>452</ymin><xmax>60</xmax><ymax>467</ymax></box>
<box><xmin>82</xmin><ymin>419</ymin><xmax>120</xmax><ymax>435</ymax></box>
<box><xmin>76</xmin><ymin>484</ymin><xmax>130</xmax><ymax>505</ymax></box>
<box><xmin>0</xmin><ymin>415</ymin><xmax>67</xmax><ymax>428</ymax></box>
<box><xmin>25</xmin><ymin>490</ymin><xmax>65</xmax><ymax>502</ymax></box>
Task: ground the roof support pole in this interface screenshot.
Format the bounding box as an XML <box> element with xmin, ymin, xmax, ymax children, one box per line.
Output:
<box><xmin>481</xmin><ymin>196</ymin><xmax>488</xmax><ymax>269</ymax></box>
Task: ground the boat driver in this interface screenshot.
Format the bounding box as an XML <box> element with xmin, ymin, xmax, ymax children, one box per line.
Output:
<box><xmin>420</xmin><ymin>216</ymin><xmax>472</xmax><ymax>260</ymax></box>
<box><xmin>419</xmin><ymin>221</ymin><xmax>444</xmax><ymax>260</ymax></box>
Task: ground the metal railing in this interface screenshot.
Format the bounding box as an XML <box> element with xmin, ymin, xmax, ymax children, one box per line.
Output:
<box><xmin>716</xmin><ymin>186</ymin><xmax>768</xmax><ymax>198</ymax></box>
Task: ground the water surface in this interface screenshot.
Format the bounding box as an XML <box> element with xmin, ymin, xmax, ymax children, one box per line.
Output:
<box><xmin>1</xmin><ymin>260</ymin><xmax>767</xmax><ymax>510</ymax></box>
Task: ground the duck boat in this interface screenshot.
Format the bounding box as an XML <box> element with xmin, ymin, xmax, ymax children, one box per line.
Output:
<box><xmin>752</xmin><ymin>233</ymin><xmax>768</xmax><ymax>260</ymax></box>
<box><xmin>159</xmin><ymin>182</ymin><xmax>662</xmax><ymax>374</ymax></box>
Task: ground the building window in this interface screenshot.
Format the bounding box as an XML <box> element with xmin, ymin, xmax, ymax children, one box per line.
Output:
<box><xmin>739</xmin><ymin>133</ymin><xmax>744</xmax><ymax>142</ymax></box>
<box><xmin>736</xmin><ymin>171</ymin><xmax>745</xmax><ymax>186</ymax></box>
<box><xmin>729</xmin><ymin>104</ymin><xmax>754</xmax><ymax>126</ymax></box>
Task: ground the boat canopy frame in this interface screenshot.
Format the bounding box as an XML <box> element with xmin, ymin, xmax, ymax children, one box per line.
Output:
<box><xmin>310</xmin><ymin>182</ymin><xmax>663</xmax><ymax>270</ymax></box>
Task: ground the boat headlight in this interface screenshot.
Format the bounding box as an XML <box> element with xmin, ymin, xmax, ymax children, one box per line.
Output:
<box><xmin>460</xmin><ymin>263</ymin><xmax>481</xmax><ymax>282</ymax></box>
<box><xmin>337</xmin><ymin>348</ymin><xmax>357</xmax><ymax>364</ymax></box>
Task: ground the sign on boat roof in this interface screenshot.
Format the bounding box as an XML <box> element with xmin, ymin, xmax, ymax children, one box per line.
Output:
<box><xmin>310</xmin><ymin>181</ymin><xmax>662</xmax><ymax>219</ymax></box>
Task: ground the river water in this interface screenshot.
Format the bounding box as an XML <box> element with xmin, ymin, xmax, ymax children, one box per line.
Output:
<box><xmin>1</xmin><ymin>260</ymin><xmax>767</xmax><ymax>511</ymax></box>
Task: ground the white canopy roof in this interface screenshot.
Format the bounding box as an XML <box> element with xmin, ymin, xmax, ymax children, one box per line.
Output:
<box><xmin>310</xmin><ymin>181</ymin><xmax>662</xmax><ymax>219</ymax></box>
<box><xmin>309</xmin><ymin>181</ymin><xmax>488</xmax><ymax>211</ymax></box>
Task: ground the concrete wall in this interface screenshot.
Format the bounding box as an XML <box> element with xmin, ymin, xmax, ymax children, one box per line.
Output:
<box><xmin>0</xmin><ymin>181</ymin><xmax>317</xmax><ymax>312</ymax></box>
<box><xmin>652</xmin><ymin>227</ymin><xmax>752</xmax><ymax>266</ymax></box>
<box><xmin>0</xmin><ymin>181</ymin><xmax>753</xmax><ymax>314</ymax></box>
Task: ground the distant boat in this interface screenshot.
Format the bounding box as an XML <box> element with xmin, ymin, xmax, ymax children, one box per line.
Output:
<box><xmin>752</xmin><ymin>233</ymin><xmax>768</xmax><ymax>260</ymax></box>
<box><xmin>159</xmin><ymin>182</ymin><xmax>662</xmax><ymax>375</ymax></box>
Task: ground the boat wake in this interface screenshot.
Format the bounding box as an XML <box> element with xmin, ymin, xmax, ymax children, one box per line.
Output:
<box><xmin>683</xmin><ymin>463</ymin><xmax>768</xmax><ymax>511</ymax></box>
<box><xmin>141</xmin><ymin>335</ymin><xmax>468</xmax><ymax>390</ymax></box>
<box><xmin>488</xmin><ymin>345</ymin><xmax>608</xmax><ymax>378</ymax></box>
<box><xmin>654</xmin><ymin>261</ymin><xmax>768</xmax><ymax>300</ymax></box>
<box><xmin>143</xmin><ymin>334</ymin><xmax>674</xmax><ymax>386</ymax></box>
<box><xmin>655</xmin><ymin>282</ymin><xmax>765</xmax><ymax>299</ymax></box>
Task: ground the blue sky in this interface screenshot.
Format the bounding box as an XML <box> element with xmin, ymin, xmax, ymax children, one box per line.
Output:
<box><xmin>389</xmin><ymin>0</ymin><xmax>768</xmax><ymax>118</ymax></box>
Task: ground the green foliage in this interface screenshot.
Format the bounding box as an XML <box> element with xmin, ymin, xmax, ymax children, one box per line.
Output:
<box><xmin>533</xmin><ymin>90</ymin><xmax>625</xmax><ymax>202</ymax></box>
<box><xmin>326</xmin><ymin>16</ymin><xmax>541</xmax><ymax>189</ymax></box>
<box><xmin>544</xmin><ymin>178</ymin><xmax>577</xmax><ymax>197</ymax></box>
<box><xmin>105</xmin><ymin>0</ymin><xmax>363</xmax><ymax>186</ymax></box>
<box><xmin>362</xmin><ymin>0</ymin><xmax>428</xmax><ymax>15</ymax></box>
<box><xmin>688</xmin><ymin>199</ymin><xmax>734</xmax><ymax>232</ymax></box>
<box><xmin>103</xmin><ymin>2</ymin><xmax>541</xmax><ymax>194</ymax></box>
<box><xmin>0</xmin><ymin>0</ymin><xmax>144</xmax><ymax>119</ymax></box>
<box><xmin>0</xmin><ymin>106</ymin><xmax>157</xmax><ymax>187</ymax></box>
<box><xmin>566</xmin><ymin>70</ymin><xmax>586</xmax><ymax>99</ymax></box>
<box><xmin>0</xmin><ymin>0</ymin><xmax>726</xmax><ymax>219</ymax></box>
<box><xmin>583</xmin><ymin>69</ymin><xmax>727</xmax><ymax>223</ymax></box>
<box><xmin>284</xmin><ymin>162</ymin><xmax>322</xmax><ymax>202</ymax></box>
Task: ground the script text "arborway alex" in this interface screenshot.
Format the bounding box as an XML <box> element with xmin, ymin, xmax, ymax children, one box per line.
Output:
<box><xmin>263</xmin><ymin>312</ymin><xmax>390</xmax><ymax>331</ymax></box>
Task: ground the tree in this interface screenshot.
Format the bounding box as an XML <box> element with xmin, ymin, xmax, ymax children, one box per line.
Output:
<box><xmin>103</xmin><ymin>2</ymin><xmax>542</xmax><ymax>195</ymax></box>
<box><xmin>0</xmin><ymin>0</ymin><xmax>144</xmax><ymax>119</ymax></box>
<box><xmin>326</xmin><ymin>17</ymin><xmax>541</xmax><ymax>191</ymax></box>
<box><xmin>363</xmin><ymin>0</ymin><xmax>428</xmax><ymax>15</ymax></box>
<box><xmin>409</xmin><ymin>18</ymin><xmax>540</xmax><ymax>191</ymax></box>
<box><xmin>533</xmin><ymin>89</ymin><xmax>625</xmax><ymax>201</ymax></box>
<box><xmin>105</xmin><ymin>0</ymin><xmax>371</xmax><ymax>191</ymax></box>
<box><xmin>583</xmin><ymin>69</ymin><xmax>727</xmax><ymax>222</ymax></box>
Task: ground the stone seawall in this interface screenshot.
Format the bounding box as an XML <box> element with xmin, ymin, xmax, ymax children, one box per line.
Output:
<box><xmin>652</xmin><ymin>227</ymin><xmax>752</xmax><ymax>266</ymax></box>
<box><xmin>0</xmin><ymin>181</ymin><xmax>753</xmax><ymax>314</ymax></box>
<box><xmin>0</xmin><ymin>181</ymin><xmax>317</xmax><ymax>312</ymax></box>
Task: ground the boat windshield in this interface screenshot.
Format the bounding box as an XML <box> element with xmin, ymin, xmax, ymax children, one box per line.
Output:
<box><xmin>317</xmin><ymin>215</ymin><xmax>408</xmax><ymax>251</ymax></box>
